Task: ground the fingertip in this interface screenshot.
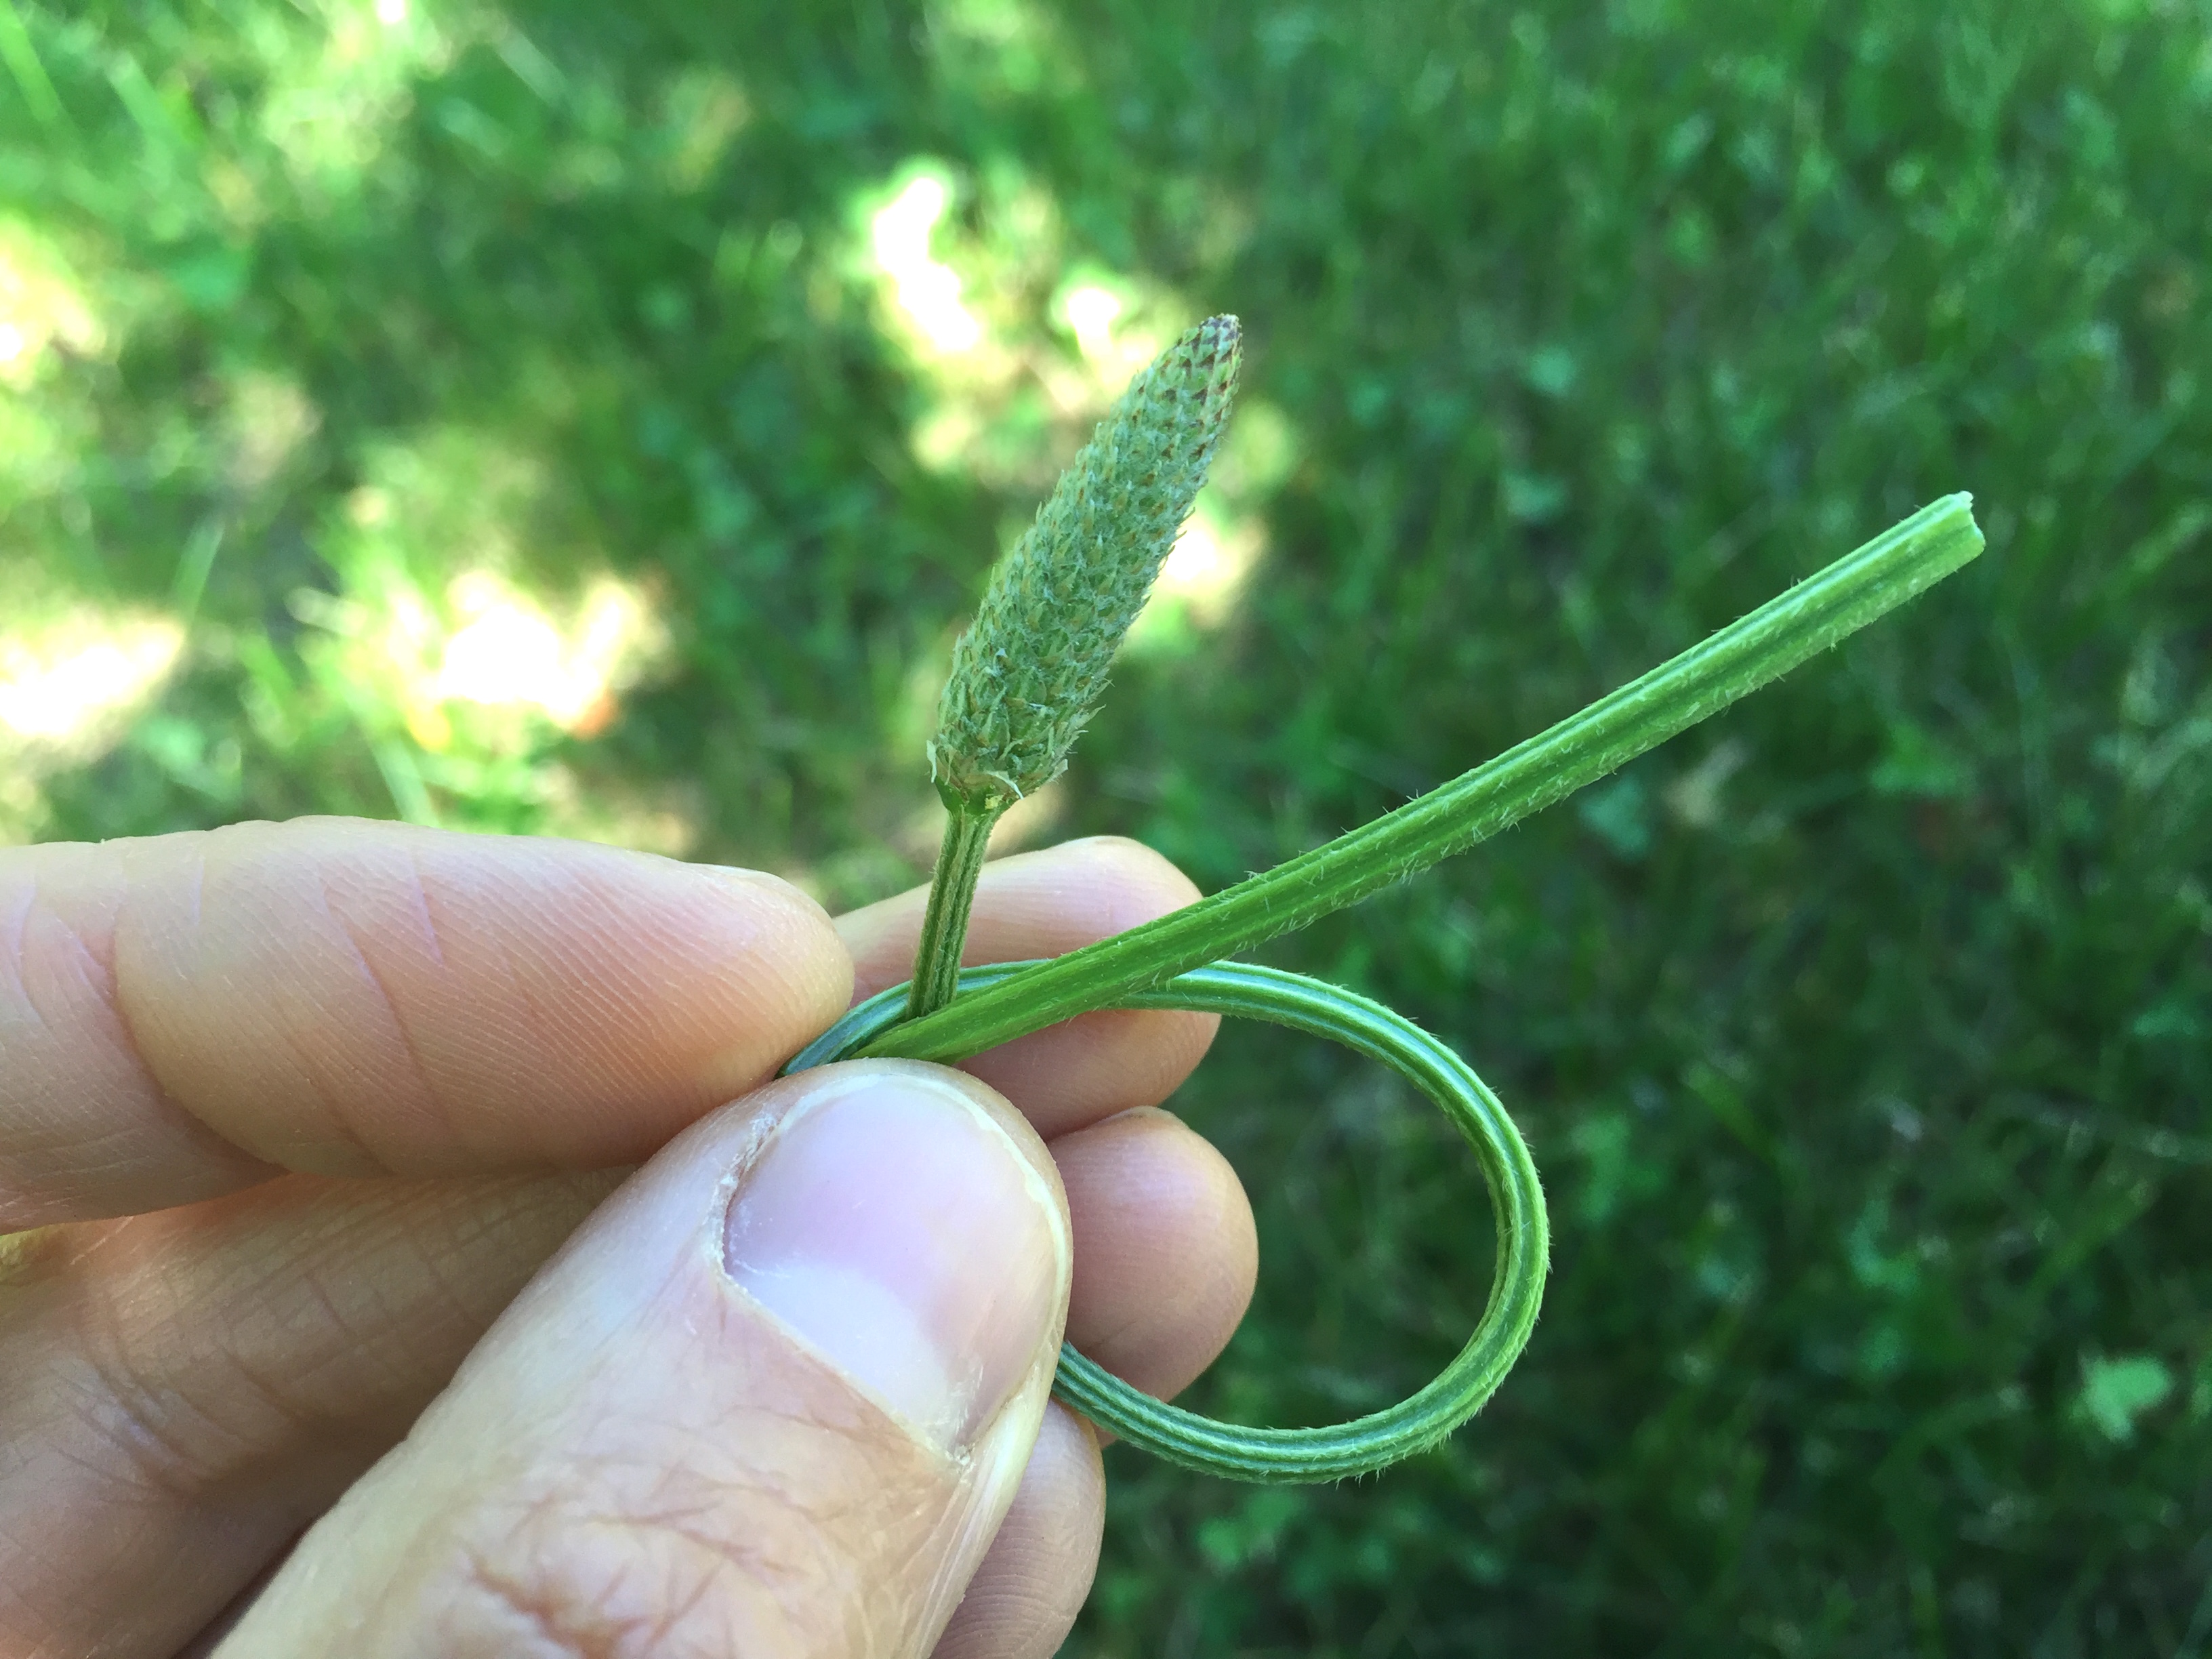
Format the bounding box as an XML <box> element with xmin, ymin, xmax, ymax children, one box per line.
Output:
<box><xmin>1054</xmin><ymin>1107</ymin><xmax>1257</xmax><ymax>1402</ymax></box>
<box><xmin>958</xmin><ymin>1005</ymin><xmax>1219</xmax><ymax>1140</ymax></box>
<box><xmin>1045</xmin><ymin>834</ymin><xmax>1204</xmax><ymax>928</ymax></box>
<box><xmin>932</xmin><ymin>1404</ymin><xmax>1104</xmax><ymax>1659</ymax></box>
<box><xmin>687</xmin><ymin>862</ymin><xmax>856</xmax><ymax>1098</ymax></box>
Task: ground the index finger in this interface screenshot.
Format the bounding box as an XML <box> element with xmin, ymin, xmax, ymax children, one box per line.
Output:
<box><xmin>0</xmin><ymin>818</ymin><xmax>850</xmax><ymax>1227</ymax></box>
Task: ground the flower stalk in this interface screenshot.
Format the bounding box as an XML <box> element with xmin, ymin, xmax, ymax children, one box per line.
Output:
<box><xmin>903</xmin><ymin>792</ymin><xmax>998</xmax><ymax>1016</ymax></box>
<box><xmin>906</xmin><ymin>314</ymin><xmax>1243</xmax><ymax>1018</ymax></box>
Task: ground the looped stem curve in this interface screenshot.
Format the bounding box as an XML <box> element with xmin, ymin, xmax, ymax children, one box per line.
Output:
<box><xmin>785</xmin><ymin>960</ymin><xmax>1547</xmax><ymax>1483</ymax></box>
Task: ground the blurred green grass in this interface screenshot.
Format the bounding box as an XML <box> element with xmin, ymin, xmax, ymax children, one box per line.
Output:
<box><xmin>3</xmin><ymin>0</ymin><xmax>2209</xmax><ymax>1652</ymax></box>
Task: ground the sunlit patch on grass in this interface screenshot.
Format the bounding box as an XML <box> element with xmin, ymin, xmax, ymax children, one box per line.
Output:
<box><xmin>294</xmin><ymin>556</ymin><xmax>670</xmax><ymax>758</ymax></box>
<box><xmin>268</xmin><ymin>429</ymin><xmax>675</xmax><ymax>830</ymax></box>
<box><xmin>2073</xmin><ymin>1353</ymin><xmax>2175</xmax><ymax>1445</ymax></box>
<box><xmin>855</xmin><ymin>162</ymin><xmax>1308</xmax><ymax>683</ymax></box>
<box><xmin>1125</xmin><ymin>502</ymin><xmax>1267</xmax><ymax>653</ymax></box>
<box><xmin>1048</xmin><ymin>271</ymin><xmax>1165</xmax><ymax>394</ymax></box>
<box><xmin>432</xmin><ymin>569</ymin><xmax>667</xmax><ymax>737</ymax></box>
<box><xmin>872</xmin><ymin>172</ymin><xmax>985</xmax><ymax>356</ymax></box>
<box><xmin>256</xmin><ymin>0</ymin><xmax>456</xmax><ymax>195</ymax></box>
<box><xmin>0</xmin><ymin>610</ymin><xmax>184</xmax><ymax>752</ymax></box>
<box><xmin>853</xmin><ymin>163</ymin><xmax>1194</xmax><ymax>489</ymax></box>
<box><xmin>1059</xmin><ymin>282</ymin><xmax>1122</xmax><ymax>361</ymax></box>
<box><xmin>0</xmin><ymin>602</ymin><xmax>186</xmax><ymax>840</ymax></box>
<box><xmin>0</xmin><ymin>221</ymin><xmax>105</xmax><ymax>389</ymax></box>
<box><xmin>1158</xmin><ymin>510</ymin><xmax>1265</xmax><ymax>626</ymax></box>
<box><xmin>285</xmin><ymin>552</ymin><xmax>673</xmax><ymax>826</ymax></box>
<box><xmin>928</xmin><ymin>0</ymin><xmax>1072</xmax><ymax>95</ymax></box>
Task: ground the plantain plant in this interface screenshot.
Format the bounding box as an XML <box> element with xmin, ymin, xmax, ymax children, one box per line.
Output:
<box><xmin>788</xmin><ymin>316</ymin><xmax>1984</xmax><ymax>1483</ymax></box>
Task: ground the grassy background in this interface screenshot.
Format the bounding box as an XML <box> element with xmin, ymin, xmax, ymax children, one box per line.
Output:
<box><xmin>3</xmin><ymin>0</ymin><xmax>2209</xmax><ymax>1652</ymax></box>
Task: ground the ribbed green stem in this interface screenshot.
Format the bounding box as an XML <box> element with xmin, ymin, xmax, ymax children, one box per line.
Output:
<box><xmin>904</xmin><ymin>799</ymin><xmax>1001</xmax><ymax>1020</ymax></box>
<box><xmin>864</xmin><ymin>493</ymin><xmax>1983</xmax><ymax>1064</ymax></box>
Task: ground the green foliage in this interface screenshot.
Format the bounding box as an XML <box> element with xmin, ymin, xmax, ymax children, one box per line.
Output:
<box><xmin>4</xmin><ymin>0</ymin><xmax>2209</xmax><ymax>1652</ymax></box>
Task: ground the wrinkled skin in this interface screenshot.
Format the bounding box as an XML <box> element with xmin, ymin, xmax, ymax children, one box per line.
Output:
<box><xmin>0</xmin><ymin>821</ymin><xmax>1256</xmax><ymax>1658</ymax></box>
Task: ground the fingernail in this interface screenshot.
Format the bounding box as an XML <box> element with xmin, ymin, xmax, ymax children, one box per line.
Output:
<box><xmin>724</xmin><ymin>1065</ymin><xmax>1067</xmax><ymax>1452</ymax></box>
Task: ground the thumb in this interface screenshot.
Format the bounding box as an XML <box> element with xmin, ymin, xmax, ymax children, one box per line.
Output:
<box><xmin>217</xmin><ymin>1061</ymin><xmax>1073</xmax><ymax>1658</ymax></box>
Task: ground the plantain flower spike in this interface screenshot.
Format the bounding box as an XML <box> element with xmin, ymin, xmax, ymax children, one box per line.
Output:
<box><xmin>930</xmin><ymin>314</ymin><xmax>1243</xmax><ymax>808</ymax></box>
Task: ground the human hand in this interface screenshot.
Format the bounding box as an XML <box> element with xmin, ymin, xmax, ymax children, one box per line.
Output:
<box><xmin>0</xmin><ymin>819</ymin><xmax>1256</xmax><ymax>1657</ymax></box>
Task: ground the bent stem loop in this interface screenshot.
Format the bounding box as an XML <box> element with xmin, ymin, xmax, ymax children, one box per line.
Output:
<box><xmin>790</xmin><ymin>960</ymin><xmax>1547</xmax><ymax>1482</ymax></box>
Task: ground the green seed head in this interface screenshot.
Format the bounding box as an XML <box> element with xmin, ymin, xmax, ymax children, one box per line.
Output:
<box><xmin>930</xmin><ymin>314</ymin><xmax>1243</xmax><ymax>808</ymax></box>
